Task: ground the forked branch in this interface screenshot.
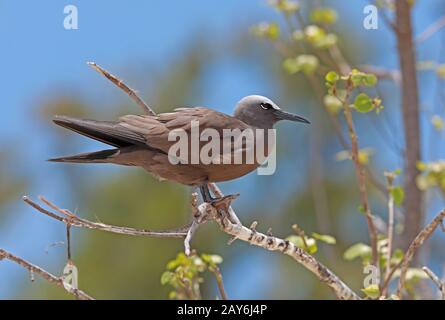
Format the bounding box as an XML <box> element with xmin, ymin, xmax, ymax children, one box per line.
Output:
<box><xmin>0</xmin><ymin>248</ymin><xmax>93</xmax><ymax>300</ymax></box>
<box><xmin>396</xmin><ymin>210</ymin><xmax>445</xmax><ymax>297</ymax></box>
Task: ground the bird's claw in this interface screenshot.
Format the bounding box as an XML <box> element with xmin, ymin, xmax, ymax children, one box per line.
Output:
<box><xmin>207</xmin><ymin>193</ymin><xmax>240</xmax><ymax>211</ymax></box>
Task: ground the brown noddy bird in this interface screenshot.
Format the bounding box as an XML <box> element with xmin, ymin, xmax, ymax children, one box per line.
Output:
<box><xmin>49</xmin><ymin>95</ymin><xmax>309</xmax><ymax>202</ymax></box>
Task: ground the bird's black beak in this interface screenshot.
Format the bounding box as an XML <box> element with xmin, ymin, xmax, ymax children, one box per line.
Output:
<box><xmin>273</xmin><ymin>109</ymin><xmax>310</xmax><ymax>124</ymax></box>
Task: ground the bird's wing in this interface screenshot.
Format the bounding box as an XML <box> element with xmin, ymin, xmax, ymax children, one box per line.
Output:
<box><xmin>53</xmin><ymin>115</ymin><xmax>148</xmax><ymax>147</ymax></box>
<box><xmin>119</xmin><ymin>107</ymin><xmax>250</xmax><ymax>155</ymax></box>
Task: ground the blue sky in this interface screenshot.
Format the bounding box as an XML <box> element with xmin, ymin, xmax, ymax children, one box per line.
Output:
<box><xmin>1</xmin><ymin>0</ymin><xmax>445</xmax><ymax>299</ymax></box>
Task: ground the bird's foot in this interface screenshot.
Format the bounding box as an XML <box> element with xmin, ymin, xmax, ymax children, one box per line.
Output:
<box><xmin>207</xmin><ymin>193</ymin><xmax>240</xmax><ymax>211</ymax></box>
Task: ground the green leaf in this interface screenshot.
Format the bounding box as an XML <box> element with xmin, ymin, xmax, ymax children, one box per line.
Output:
<box><xmin>168</xmin><ymin>291</ymin><xmax>177</xmax><ymax>299</ymax></box>
<box><xmin>323</xmin><ymin>95</ymin><xmax>342</xmax><ymax>115</ymax></box>
<box><xmin>312</xmin><ymin>232</ymin><xmax>336</xmax><ymax>244</ymax></box>
<box><xmin>358</xmin><ymin>149</ymin><xmax>373</xmax><ymax>165</ymax></box>
<box><xmin>296</xmin><ymin>54</ymin><xmax>319</xmax><ymax>75</ymax></box>
<box><xmin>343</xmin><ymin>243</ymin><xmax>372</xmax><ymax>262</ymax></box>
<box><xmin>161</xmin><ymin>271</ymin><xmax>174</xmax><ymax>285</ymax></box>
<box><xmin>310</xmin><ymin>7</ymin><xmax>338</xmax><ymax>25</ymax></box>
<box><xmin>304</xmin><ymin>25</ymin><xmax>325</xmax><ymax>43</ymax></box>
<box><xmin>364</xmin><ymin>74</ymin><xmax>378</xmax><ymax>87</ymax></box>
<box><xmin>393</xmin><ymin>268</ymin><xmax>429</xmax><ymax>283</ymax></box>
<box><xmin>361</xmin><ymin>284</ymin><xmax>380</xmax><ymax>299</ymax></box>
<box><xmin>251</xmin><ymin>22</ymin><xmax>280</xmax><ymax>40</ymax></box>
<box><xmin>286</xmin><ymin>235</ymin><xmax>318</xmax><ymax>254</ymax></box>
<box><xmin>405</xmin><ymin>268</ymin><xmax>429</xmax><ymax>282</ymax></box>
<box><xmin>416</xmin><ymin>161</ymin><xmax>427</xmax><ymax>171</ymax></box>
<box><xmin>432</xmin><ymin>115</ymin><xmax>444</xmax><ymax>131</ymax></box>
<box><xmin>201</xmin><ymin>253</ymin><xmax>223</xmax><ymax>266</ymax></box>
<box><xmin>314</xmin><ymin>33</ymin><xmax>338</xmax><ymax>49</ymax></box>
<box><xmin>303</xmin><ymin>25</ymin><xmax>337</xmax><ymax>48</ymax></box>
<box><xmin>436</xmin><ymin>64</ymin><xmax>445</xmax><ymax>79</ymax></box>
<box><xmin>391</xmin><ymin>186</ymin><xmax>405</xmax><ymax>206</ymax></box>
<box><xmin>283</xmin><ymin>55</ymin><xmax>319</xmax><ymax>75</ymax></box>
<box><xmin>354</xmin><ymin>93</ymin><xmax>373</xmax><ymax>113</ymax></box>
<box><xmin>282</xmin><ymin>58</ymin><xmax>300</xmax><ymax>74</ymax></box>
<box><xmin>390</xmin><ymin>249</ymin><xmax>404</xmax><ymax>265</ymax></box>
<box><xmin>325</xmin><ymin>71</ymin><xmax>339</xmax><ymax>83</ymax></box>
<box><xmin>268</xmin><ymin>0</ymin><xmax>300</xmax><ymax>14</ymax></box>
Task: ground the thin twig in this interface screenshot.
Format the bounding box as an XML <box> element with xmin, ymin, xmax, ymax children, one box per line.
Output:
<box><xmin>396</xmin><ymin>209</ymin><xmax>445</xmax><ymax>297</ymax></box>
<box><xmin>184</xmin><ymin>222</ymin><xmax>199</xmax><ymax>256</ymax></box>
<box><xmin>380</xmin><ymin>260</ymin><xmax>403</xmax><ymax>294</ymax></box>
<box><xmin>209</xmin><ymin>266</ymin><xmax>228</xmax><ymax>300</ymax></box>
<box><xmin>422</xmin><ymin>266</ymin><xmax>445</xmax><ymax>300</ymax></box>
<box><xmin>416</xmin><ymin>14</ymin><xmax>445</xmax><ymax>44</ymax></box>
<box><xmin>66</xmin><ymin>225</ymin><xmax>72</xmax><ymax>261</ymax></box>
<box><xmin>341</xmin><ymin>86</ymin><xmax>379</xmax><ymax>267</ymax></box>
<box><xmin>359</xmin><ymin>65</ymin><xmax>401</xmax><ymax>84</ymax></box>
<box><xmin>0</xmin><ymin>248</ymin><xmax>94</xmax><ymax>300</ymax></box>
<box><xmin>292</xmin><ymin>224</ymin><xmax>309</xmax><ymax>250</ymax></box>
<box><xmin>383</xmin><ymin>172</ymin><xmax>395</xmax><ymax>296</ymax></box>
<box><xmin>86</xmin><ymin>61</ymin><xmax>156</xmax><ymax>116</ymax></box>
<box><xmin>23</xmin><ymin>196</ymin><xmax>190</xmax><ymax>238</ymax></box>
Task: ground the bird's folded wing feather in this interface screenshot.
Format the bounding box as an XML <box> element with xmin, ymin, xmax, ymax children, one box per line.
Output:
<box><xmin>119</xmin><ymin>108</ymin><xmax>250</xmax><ymax>156</ymax></box>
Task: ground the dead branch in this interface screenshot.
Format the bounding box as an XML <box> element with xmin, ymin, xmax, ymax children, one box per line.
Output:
<box><xmin>0</xmin><ymin>248</ymin><xmax>94</xmax><ymax>300</ymax></box>
<box><xmin>184</xmin><ymin>185</ymin><xmax>360</xmax><ymax>300</ymax></box>
<box><xmin>422</xmin><ymin>266</ymin><xmax>445</xmax><ymax>300</ymax></box>
<box><xmin>86</xmin><ymin>61</ymin><xmax>156</xmax><ymax>116</ymax></box>
<box><xmin>416</xmin><ymin>14</ymin><xmax>445</xmax><ymax>44</ymax></box>
<box><xmin>396</xmin><ymin>209</ymin><xmax>445</xmax><ymax>297</ymax></box>
<box><xmin>383</xmin><ymin>172</ymin><xmax>396</xmax><ymax>296</ymax></box>
<box><xmin>23</xmin><ymin>195</ymin><xmax>190</xmax><ymax>238</ymax></box>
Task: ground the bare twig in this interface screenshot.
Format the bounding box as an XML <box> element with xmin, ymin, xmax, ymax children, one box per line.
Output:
<box><xmin>86</xmin><ymin>61</ymin><xmax>156</xmax><ymax>116</ymax></box>
<box><xmin>66</xmin><ymin>225</ymin><xmax>72</xmax><ymax>260</ymax></box>
<box><xmin>383</xmin><ymin>171</ymin><xmax>396</xmax><ymax>296</ymax></box>
<box><xmin>209</xmin><ymin>266</ymin><xmax>228</xmax><ymax>300</ymax></box>
<box><xmin>359</xmin><ymin>65</ymin><xmax>401</xmax><ymax>84</ymax></box>
<box><xmin>396</xmin><ymin>210</ymin><xmax>445</xmax><ymax>297</ymax></box>
<box><xmin>292</xmin><ymin>224</ymin><xmax>309</xmax><ymax>250</ymax></box>
<box><xmin>0</xmin><ymin>248</ymin><xmax>94</xmax><ymax>300</ymax></box>
<box><xmin>416</xmin><ymin>14</ymin><xmax>445</xmax><ymax>44</ymax></box>
<box><xmin>328</xmin><ymin>44</ymin><xmax>351</xmax><ymax>75</ymax></box>
<box><xmin>422</xmin><ymin>266</ymin><xmax>445</xmax><ymax>300</ymax></box>
<box><xmin>341</xmin><ymin>87</ymin><xmax>379</xmax><ymax>267</ymax></box>
<box><xmin>23</xmin><ymin>196</ymin><xmax>190</xmax><ymax>238</ymax></box>
<box><xmin>381</xmin><ymin>260</ymin><xmax>403</xmax><ymax>294</ymax></box>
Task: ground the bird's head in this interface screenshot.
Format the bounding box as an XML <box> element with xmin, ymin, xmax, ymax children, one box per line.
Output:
<box><xmin>233</xmin><ymin>95</ymin><xmax>310</xmax><ymax>128</ymax></box>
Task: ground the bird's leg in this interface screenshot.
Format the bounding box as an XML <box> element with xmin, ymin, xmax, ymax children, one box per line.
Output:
<box><xmin>199</xmin><ymin>183</ymin><xmax>240</xmax><ymax>214</ymax></box>
<box><xmin>199</xmin><ymin>183</ymin><xmax>217</xmax><ymax>203</ymax></box>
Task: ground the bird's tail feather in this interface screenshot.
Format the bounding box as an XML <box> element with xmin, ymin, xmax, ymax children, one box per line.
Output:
<box><xmin>48</xmin><ymin>149</ymin><xmax>119</xmax><ymax>163</ymax></box>
<box><xmin>53</xmin><ymin>115</ymin><xmax>146</xmax><ymax>147</ymax></box>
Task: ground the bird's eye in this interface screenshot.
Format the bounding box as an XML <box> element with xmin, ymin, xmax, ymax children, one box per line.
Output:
<box><xmin>260</xmin><ymin>102</ymin><xmax>272</xmax><ymax>110</ymax></box>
